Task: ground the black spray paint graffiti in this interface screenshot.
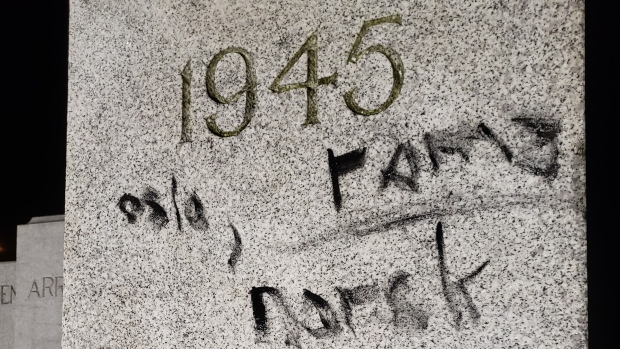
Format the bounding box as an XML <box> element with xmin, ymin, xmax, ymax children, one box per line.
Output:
<box><xmin>250</xmin><ymin>286</ymin><xmax>343</xmax><ymax>344</ymax></box>
<box><xmin>118</xmin><ymin>176</ymin><xmax>208</xmax><ymax>232</ymax></box>
<box><xmin>118</xmin><ymin>194</ymin><xmax>143</xmax><ymax>224</ymax></box>
<box><xmin>435</xmin><ymin>222</ymin><xmax>489</xmax><ymax>329</ymax></box>
<box><xmin>228</xmin><ymin>223</ymin><xmax>243</xmax><ymax>274</ymax></box>
<box><xmin>185</xmin><ymin>192</ymin><xmax>209</xmax><ymax>231</ymax></box>
<box><xmin>327</xmin><ymin>148</ymin><xmax>367</xmax><ymax>211</ymax></box>
<box><xmin>386</xmin><ymin>271</ymin><xmax>429</xmax><ymax>330</ymax></box>
<box><xmin>171</xmin><ymin>176</ymin><xmax>183</xmax><ymax>231</ymax></box>
<box><xmin>335</xmin><ymin>283</ymin><xmax>379</xmax><ymax>334</ymax></box>
<box><xmin>250</xmin><ymin>221</ymin><xmax>489</xmax><ymax>344</ymax></box>
<box><xmin>381</xmin><ymin>141</ymin><xmax>422</xmax><ymax>192</ymax></box>
<box><xmin>329</xmin><ymin>118</ymin><xmax>560</xmax><ymax>210</ymax></box>
<box><xmin>423</xmin><ymin>121</ymin><xmax>522</xmax><ymax>172</ymax></box>
<box><xmin>510</xmin><ymin>117</ymin><xmax>560</xmax><ymax>178</ymax></box>
<box><xmin>118</xmin><ymin>178</ymin><xmax>244</xmax><ymax>274</ymax></box>
<box><xmin>142</xmin><ymin>188</ymin><xmax>170</xmax><ymax>229</ymax></box>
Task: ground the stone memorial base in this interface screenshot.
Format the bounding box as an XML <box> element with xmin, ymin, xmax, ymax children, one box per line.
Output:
<box><xmin>0</xmin><ymin>216</ymin><xmax>64</xmax><ymax>349</ymax></box>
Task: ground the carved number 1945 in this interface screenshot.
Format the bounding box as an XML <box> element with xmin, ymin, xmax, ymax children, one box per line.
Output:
<box><xmin>180</xmin><ymin>14</ymin><xmax>404</xmax><ymax>140</ymax></box>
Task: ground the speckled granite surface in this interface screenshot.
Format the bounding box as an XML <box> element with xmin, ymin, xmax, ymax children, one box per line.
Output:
<box><xmin>65</xmin><ymin>1</ymin><xmax>585</xmax><ymax>348</ymax></box>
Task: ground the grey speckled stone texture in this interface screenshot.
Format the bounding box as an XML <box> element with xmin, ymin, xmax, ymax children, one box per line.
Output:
<box><xmin>65</xmin><ymin>1</ymin><xmax>585</xmax><ymax>348</ymax></box>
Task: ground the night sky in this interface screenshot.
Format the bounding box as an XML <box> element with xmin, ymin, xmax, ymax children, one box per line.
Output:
<box><xmin>1</xmin><ymin>2</ymin><xmax>68</xmax><ymax>261</ymax></box>
<box><xmin>0</xmin><ymin>1</ymin><xmax>613</xmax><ymax>346</ymax></box>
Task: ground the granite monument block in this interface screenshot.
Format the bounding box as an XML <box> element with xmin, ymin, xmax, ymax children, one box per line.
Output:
<box><xmin>66</xmin><ymin>1</ymin><xmax>586</xmax><ymax>348</ymax></box>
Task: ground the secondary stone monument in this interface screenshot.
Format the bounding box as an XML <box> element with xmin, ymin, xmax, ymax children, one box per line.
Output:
<box><xmin>0</xmin><ymin>215</ymin><xmax>65</xmax><ymax>349</ymax></box>
<box><xmin>0</xmin><ymin>260</ymin><xmax>16</xmax><ymax>347</ymax></box>
<box><xmin>66</xmin><ymin>1</ymin><xmax>586</xmax><ymax>348</ymax></box>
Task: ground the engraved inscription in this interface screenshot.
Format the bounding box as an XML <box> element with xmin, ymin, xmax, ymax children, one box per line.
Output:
<box><xmin>270</xmin><ymin>32</ymin><xmax>338</xmax><ymax>125</ymax></box>
<box><xmin>1</xmin><ymin>284</ymin><xmax>16</xmax><ymax>305</ymax></box>
<box><xmin>178</xmin><ymin>14</ymin><xmax>406</xmax><ymax>138</ymax></box>
<box><xmin>26</xmin><ymin>276</ymin><xmax>63</xmax><ymax>299</ymax></box>
<box><xmin>205</xmin><ymin>47</ymin><xmax>257</xmax><ymax>137</ymax></box>
<box><xmin>345</xmin><ymin>15</ymin><xmax>405</xmax><ymax>115</ymax></box>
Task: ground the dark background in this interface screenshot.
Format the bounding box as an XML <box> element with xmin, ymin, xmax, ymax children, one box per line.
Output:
<box><xmin>0</xmin><ymin>0</ymin><xmax>613</xmax><ymax>346</ymax></box>
<box><xmin>1</xmin><ymin>2</ymin><xmax>68</xmax><ymax>261</ymax></box>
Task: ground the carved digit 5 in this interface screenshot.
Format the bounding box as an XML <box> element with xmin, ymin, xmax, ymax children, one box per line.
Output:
<box><xmin>205</xmin><ymin>47</ymin><xmax>257</xmax><ymax>137</ymax></box>
<box><xmin>345</xmin><ymin>15</ymin><xmax>405</xmax><ymax>116</ymax></box>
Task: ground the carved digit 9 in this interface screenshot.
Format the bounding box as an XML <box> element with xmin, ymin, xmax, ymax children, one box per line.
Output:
<box><xmin>205</xmin><ymin>47</ymin><xmax>257</xmax><ymax>137</ymax></box>
<box><xmin>345</xmin><ymin>15</ymin><xmax>405</xmax><ymax>116</ymax></box>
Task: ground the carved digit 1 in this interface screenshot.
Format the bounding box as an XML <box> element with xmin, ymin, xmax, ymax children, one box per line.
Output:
<box><xmin>345</xmin><ymin>15</ymin><xmax>405</xmax><ymax>116</ymax></box>
<box><xmin>180</xmin><ymin>60</ymin><xmax>192</xmax><ymax>143</ymax></box>
<box><xmin>205</xmin><ymin>47</ymin><xmax>257</xmax><ymax>137</ymax></box>
<box><xmin>270</xmin><ymin>32</ymin><xmax>338</xmax><ymax>125</ymax></box>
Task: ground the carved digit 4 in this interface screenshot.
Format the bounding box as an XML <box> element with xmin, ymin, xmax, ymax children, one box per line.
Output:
<box><xmin>270</xmin><ymin>32</ymin><xmax>338</xmax><ymax>125</ymax></box>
